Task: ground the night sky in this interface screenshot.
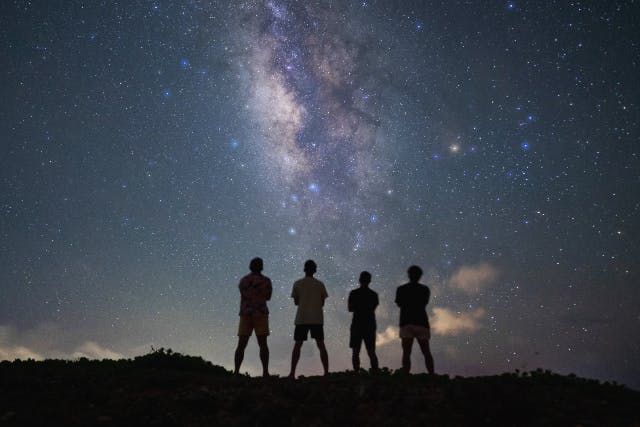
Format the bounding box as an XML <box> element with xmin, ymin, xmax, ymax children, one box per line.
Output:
<box><xmin>1</xmin><ymin>1</ymin><xmax>639</xmax><ymax>387</ymax></box>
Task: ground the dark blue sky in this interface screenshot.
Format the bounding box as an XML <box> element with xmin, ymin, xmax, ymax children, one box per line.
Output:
<box><xmin>1</xmin><ymin>0</ymin><xmax>639</xmax><ymax>387</ymax></box>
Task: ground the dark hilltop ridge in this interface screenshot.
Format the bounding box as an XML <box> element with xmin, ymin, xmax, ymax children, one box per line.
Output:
<box><xmin>1</xmin><ymin>349</ymin><xmax>638</xmax><ymax>426</ymax></box>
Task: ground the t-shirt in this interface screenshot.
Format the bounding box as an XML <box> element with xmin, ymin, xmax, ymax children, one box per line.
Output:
<box><xmin>291</xmin><ymin>276</ymin><xmax>328</xmax><ymax>325</ymax></box>
<box><xmin>395</xmin><ymin>282</ymin><xmax>430</xmax><ymax>327</ymax></box>
<box><xmin>348</xmin><ymin>287</ymin><xmax>378</xmax><ymax>328</ymax></box>
<box><xmin>238</xmin><ymin>272</ymin><xmax>272</xmax><ymax>316</ymax></box>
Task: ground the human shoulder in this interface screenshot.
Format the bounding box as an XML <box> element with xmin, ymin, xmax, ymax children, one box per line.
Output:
<box><xmin>304</xmin><ymin>276</ymin><xmax>325</xmax><ymax>289</ymax></box>
<box><xmin>260</xmin><ymin>275</ymin><xmax>272</xmax><ymax>289</ymax></box>
<box><xmin>396</xmin><ymin>283</ymin><xmax>410</xmax><ymax>292</ymax></box>
<box><xmin>291</xmin><ymin>279</ymin><xmax>302</xmax><ymax>297</ymax></box>
<box><xmin>239</xmin><ymin>273</ymin><xmax>253</xmax><ymax>286</ymax></box>
<box><xmin>350</xmin><ymin>287</ymin><xmax>364</xmax><ymax>298</ymax></box>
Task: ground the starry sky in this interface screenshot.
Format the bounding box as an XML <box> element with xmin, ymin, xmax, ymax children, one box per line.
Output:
<box><xmin>1</xmin><ymin>1</ymin><xmax>639</xmax><ymax>387</ymax></box>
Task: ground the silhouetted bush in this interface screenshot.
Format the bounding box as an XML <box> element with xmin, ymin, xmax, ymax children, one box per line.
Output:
<box><xmin>0</xmin><ymin>354</ymin><xmax>637</xmax><ymax>426</ymax></box>
<box><xmin>130</xmin><ymin>347</ymin><xmax>229</xmax><ymax>374</ymax></box>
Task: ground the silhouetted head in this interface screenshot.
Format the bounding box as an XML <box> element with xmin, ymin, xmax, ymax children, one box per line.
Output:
<box><xmin>359</xmin><ymin>271</ymin><xmax>372</xmax><ymax>287</ymax></box>
<box><xmin>407</xmin><ymin>265</ymin><xmax>423</xmax><ymax>283</ymax></box>
<box><xmin>304</xmin><ymin>259</ymin><xmax>317</xmax><ymax>276</ymax></box>
<box><xmin>249</xmin><ymin>257</ymin><xmax>264</xmax><ymax>273</ymax></box>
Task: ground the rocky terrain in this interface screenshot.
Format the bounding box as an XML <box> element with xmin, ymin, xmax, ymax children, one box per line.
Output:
<box><xmin>1</xmin><ymin>349</ymin><xmax>638</xmax><ymax>426</ymax></box>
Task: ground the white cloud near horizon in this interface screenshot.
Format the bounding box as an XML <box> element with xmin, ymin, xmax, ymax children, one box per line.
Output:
<box><xmin>431</xmin><ymin>307</ymin><xmax>486</xmax><ymax>336</ymax></box>
<box><xmin>376</xmin><ymin>326</ymin><xmax>399</xmax><ymax>346</ymax></box>
<box><xmin>0</xmin><ymin>340</ymin><xmax>125</xmax><ymax>361</ymax></box>
<box><xmin>375</xmin><ymin>305</ymin><xmax>487</xmax><ymax>345</ymax></box>
<box><xmin>0</xmin><ymin>344</ymin><xmax>44</xmax><ymax>361</ymax></box>
<box><xmin>448</xmin><ymin>263</ymin><xmax>499</xmax><ymax>294</ymax></box>
<box><xmin>71</xmin><ymin>341</ymin><xmax>125</xmax><ymax>360</ymax></box>
<box><xmin>0</xmin><ymin>324</ymin><xmax>124</xmax><ymax>361</ymax></box>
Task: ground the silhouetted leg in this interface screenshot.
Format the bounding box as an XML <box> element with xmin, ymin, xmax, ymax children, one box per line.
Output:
<box><xmin>289</xmin><ymin>341</ymin><xmax>303</xmax><ymax>378</ymax></box>
<box><xmin>316</xmin><ymin>339</ymin><xmax>329</xmax><ymax>375</ymax></box>
<box><xmin>365</xmin><ymin>341</ymin><xmax>379</xmax><ymax>372</ymax></box>
<box><xmin>351</xmin><ymin>339</ymin><xmax>362</xmax><ymax>371</ymax></box>
<box><xmin>234</xmin><ymin>335</ymin><xmax>250</xmax><ymax>375</ymax></box>
<box><xmin>256</xmin><ymin>335</ymin><xmax>269</xmax><ymax>377</ymax></box>
<box><xmin>401</xmin><ymin>337</ymin><xmax>414</xmax><ymax>373</ymax></box>
<box><xmin>417</xmin><ymin>339</ymin><xmax>434</xmax><ymax>374</ymax></box>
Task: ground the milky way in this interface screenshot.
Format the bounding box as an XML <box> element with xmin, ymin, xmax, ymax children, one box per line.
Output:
<box><xmin>237</xmin><ymin>1</ymin><xmax>394</xmax><ymax>253</ymax></box>
<box><xmin>1</xmin><ymin>1</ymin><xmax>639</xmax><ymax>387</ymax></box>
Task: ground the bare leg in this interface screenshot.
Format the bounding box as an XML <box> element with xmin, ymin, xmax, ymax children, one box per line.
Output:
<box><xmin>401</xmin><ymin>337</ymin><xmax>414</xmax><ymax>373</ymax></box>
<box><xmin>417</xmin><ymin>339</ymin><xmax>435</xmax><ymax>374</ymax></box>
<box><xmin>364</xmin><ymin>341</ymin><xmax>379</xmax><ymax>371</ymax></box>
<box><xmin>256</xmin><ymin>335</ymin><xmax>269</xmax><ymax>377</ymax></box>
<box><xmin>316</xmin><ymin>339</ymin><xmax>329</xmax><ymax>375</ymax></box>
<box><xmin>351</xmin><ymin>340</ymin><xmax>362</xmax><ymax>371</ymax></box>
<box><xmin>234</xmin><ymin>335</ymin><xmax>250</xmax><ymax>375</ymax></box>
<box><xmin>289</xmin><ymin>341</ymin><xmax>303</xmax><ymax>378</ymax></box>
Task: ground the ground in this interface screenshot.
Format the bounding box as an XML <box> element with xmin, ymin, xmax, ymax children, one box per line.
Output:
<box><xmin>1</xmin><ymin>349</ymin><xmax>638</xmax><ymax>426</ymax></box>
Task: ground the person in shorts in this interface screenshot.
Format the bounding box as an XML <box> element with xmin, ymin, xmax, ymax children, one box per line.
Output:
<box><xmin>288</xmin><ymin>260</ymin><xmax>329</xmax><ymax>378</ymax></box>
<box><xmin>234</xmin><ymin>257</ymin><xmax>272</xmax><ymax>377</ymax></box>
<box><xmin>395</xmin><ymin>265</ymin><xmax>435</xmax><ymax>374</ymax></box>
<box><xmin>348</xmin><ymin>271</ymin><xmax>379</xmax><ymax>372</ymax></box>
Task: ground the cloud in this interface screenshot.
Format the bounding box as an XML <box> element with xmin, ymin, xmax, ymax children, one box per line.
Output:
<box><xmin>71</xmin><ymin>341</ymin><xmax>124</xmax><ymax>360</ymax></box>
<box><xmin>376</xmin><ymin>306</ymin><xmax>486</xmax><ymax>344</ymax></box>
<box><xmin>431</xmin><ymin>307</ymin><xmax>486</xmax><ymax>336</ymax></box>
<box><xmin>0</xmin><ymin>344</ymin><xmax>43</xmax><ymax>361</ymax></box>
<box><xmin>0</xmin><ymin>324</ymin><xmax>124</xmax><ymax>361</ymax></box>
<box><xmin>376</xmin><ymin>326</ymin><xmax>399</xmax><ymax>347</ymax></box>
<box><xmin>0</xmin><ymin>326</ymin><xmax>42</xmax><ymax>361</ymax></box>
<box><xmin>448</xmin><ymin>263</ymin><xmax>499</xmax><ymax>294</ymax></box>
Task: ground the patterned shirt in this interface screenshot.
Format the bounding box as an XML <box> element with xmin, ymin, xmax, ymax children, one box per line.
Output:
<box><xmin>238</xmin><ymin>272</ymin><xmax>272</xmax><ymax>316</ymax></box>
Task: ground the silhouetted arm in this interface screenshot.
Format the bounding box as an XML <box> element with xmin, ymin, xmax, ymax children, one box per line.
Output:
<box><xmin>291</xmin><ymin>284</ymin><xmax>299</xmax><ymax>305</ymax></box>
<box><xmin>395</xmin><ymin>287</ymin><xmax>402</xmax><ymax>307</ymax></box>
<box><xmin>348</xmin><ymin>291</ymin><xmax>354</xmax><ymax>312</ymax></box>
<box><xmin>265</xmin><ymin>278</ymin><xmax>272</xmax><ymax>301</ymax></box>
<box><xmin>321</xmin><ymin>284</ymin><xmax>328</xmax><ymax>307</ymax></box>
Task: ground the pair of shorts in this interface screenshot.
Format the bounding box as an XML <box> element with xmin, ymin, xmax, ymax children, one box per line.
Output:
<box><xmin>238</xmin><ymin>315</ymin><xmax>270</xmax><ymax>336</ymax></box>
<box><xmin>399</xmin><ymin>324</ymin><xmax>430</xmax><ymax>340</ymax></box>
<box><xmin>294</xmin><ymin>324</ymin><xmax>324</xmax><ymax>341</ymax></box>
<box><xmin>350</xmin><ymin>324</ymin><xmax>376</xmax><ymax>349</ymax></box>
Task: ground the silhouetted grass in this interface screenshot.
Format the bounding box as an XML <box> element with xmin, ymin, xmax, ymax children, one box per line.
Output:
<box><xmin>0</xmin><ymin>350</ymin><xmax>637</xmax><ymax>426</ymax></box>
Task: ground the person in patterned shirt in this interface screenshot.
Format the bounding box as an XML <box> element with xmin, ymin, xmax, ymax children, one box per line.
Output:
<box><xmin>234</xmin><ymin>257</ymin><xmax>273</xmax><ymax>377</ymax></box>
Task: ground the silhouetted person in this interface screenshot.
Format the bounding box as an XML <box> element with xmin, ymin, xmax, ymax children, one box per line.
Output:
<box><xmin>348</xmin><ymin>271</ymin><xmax>379</xmax><ymax>372</ymax></box>
<box><xmin>234</xmin><ymin>257</ymin><xmax>272</xmax><ymax>377</ymax></box>
<box><xmin>395</xmin><ymin>265</ymin><xmax>434</xmax><ymax>374</ymax></box>
<box><xmin>288</xmin><ymin>259</ymin><xmax>329</xmax><ymax>378</ymax></box>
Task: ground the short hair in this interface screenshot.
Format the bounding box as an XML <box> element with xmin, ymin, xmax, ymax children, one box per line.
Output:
<box><xmin>407</xmin><ymin>265</ymin><xmax>423</xmax><ymax>282</ymax></box>
<box><xmin>249</xmin><ymin>257</ymin><xmax>263</xmax><ymax>273</ymax></box>
<box><xmin>359</xmin><ymin>271</ymin><xmax>372</xmax><ymax>284</ymax></box>
<box><xmin>304</xmin><ymin>259</ymin><xmax>317</xmax><ymax>274</ymax></box>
